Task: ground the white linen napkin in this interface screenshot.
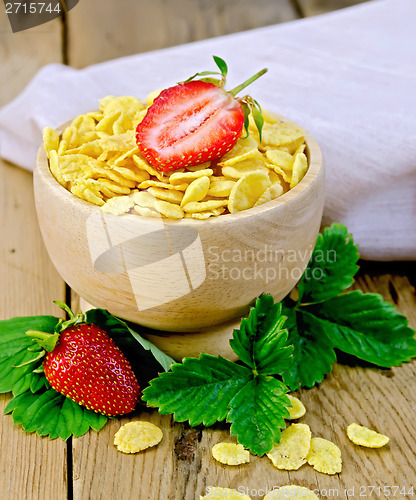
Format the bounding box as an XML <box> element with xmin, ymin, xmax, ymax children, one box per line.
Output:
<box><xmin>0</xmin><ymin>0</ymin><xmax>415</xmax><ymax>260</ymax></box>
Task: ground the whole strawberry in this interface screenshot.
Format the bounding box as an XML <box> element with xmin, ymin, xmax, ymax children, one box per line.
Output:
<box><xmin>27</xmin><ymin>304</ymin><xmax>140</xmax><ymax>417</ymax></box>
<box><xmin>136</xmin><ymin>56</ymin><xmax>267</xmax><ymax>172</ymax></box>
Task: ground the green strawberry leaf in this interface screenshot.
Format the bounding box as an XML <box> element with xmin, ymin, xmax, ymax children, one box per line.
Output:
<box><xmin>4</xmin><ymin>389</ymin><xmax>107</xmax><ymax>440</ymax></box>
<box><xmin>305</xmin><ymin>291</ymin><xmax>416</xmax><ymax>367</ymax></box>
<box><xmin>0</xmin><ymin>316</ymin><xmax>59</xmax><ymax>395</ymax></box>
<box><xmin>281</xmin><ymin>303</ymin><xmax>336</xmax><ymax>391</ymax></box>
<box><xmin>298</xmin><ymin>223</ymin><xmax>359</xmax><ymax>304</ymax></box>
<box><xmin>230</xmin><ymin>294</ymin><xmax>293</xmax><ymax>375</ymax></box>
<box><xmin>228</xmin><ymin>375</ymin><xmax>290</xmax><ymax>455</ymax></box>
<box><xmin>143</xmin><ymin>354</ymin><xmax>251</xmax><ymax>426</ymax></box>
<box><xmin>143</xmin><ymin>294</ymin><xmax>293</xmax><ymax>455</ymax></box>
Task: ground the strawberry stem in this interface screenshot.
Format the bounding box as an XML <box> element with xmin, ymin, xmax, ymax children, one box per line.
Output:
<box><xmin>26</xmin><ymin>330</ymin><xmax>60</xmax><ymax>353</ymax></box>
<box><xmin>229</xmin><ymin>68</ymin><xmax>268</xmax><ymax>97</ymax></box>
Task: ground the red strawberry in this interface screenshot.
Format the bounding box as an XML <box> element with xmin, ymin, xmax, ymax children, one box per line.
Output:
<box><xmin>27</xmin><ymin>306</ymin><xmax>140</xmax><ymax>417</ymax></box>
<box><xmin>136</xmin><ymin>57</ymin><xmax>267</xmax><ymax>172</ymax></box>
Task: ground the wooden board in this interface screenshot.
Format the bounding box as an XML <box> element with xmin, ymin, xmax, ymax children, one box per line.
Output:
<box><xmin>1</xmin><ymin>1</ymin><xmax>414</xmax><ymax>499</ymax></box>
<box><xmin>71</xmin><ymin>263</ymin><xmax>416</xmax><ymax>500</ymax></box>
<box><xmin>0</xmin><ymin>8</ymin><xmax>68</xmax><ymax>500</ymax></box>
<box><xmin>67</xmin><ymin>0</ymin><xmax>299</xmax><ymax>68</ymax></box>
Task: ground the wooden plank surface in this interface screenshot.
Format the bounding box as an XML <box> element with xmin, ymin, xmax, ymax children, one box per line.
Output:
<box><xmin>66</xmin><ymin>0</ymin><xmax>299</xmax><ymax>68</ymax></box>
<box><xmin>0</xmin><ymin>8</ymin><xmax>68</xmax><ymax>500</ymax></box>
<box><xmin>70</xmin><ymin>264</ymin><xmax>416</xmax><ymax>500</ymax></box>
<box><xmin>1</xmin><ymin>0</ymin><xmax>413</xmax><ymax>499</ymax></box>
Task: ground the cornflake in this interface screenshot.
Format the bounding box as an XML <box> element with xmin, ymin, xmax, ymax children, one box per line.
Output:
<box><xmin>307</xmin><ymin>437</ymin><xmax>342</xmax><ymax>474</ymax></box>
<box><xmin>286</xmin><ymin>395</ymin><xmax>306</xmax><ymax>420</ymax></box>
<box><xmin>346</xmin><ymin>423</ymin><xmax>389</xmax><ymax>448</ymax></box>
<box><xmin>212</xmin><ymin>442</ymin><xmax>250</xmax><ymax>466</ymax></box>
<box><xmin>43</xmin><ymin>95</ymin><xmax>309</xmax><ymax>218</ymax></box>
<box><xmin>114</xmin><ymin>421</ymin><xmax>163</xmax><ymax>453</ymax></box>
<box><xmin>266</xmin><ymin>423</ymin><xmax>311</xmax><ymax>470</ymax></box>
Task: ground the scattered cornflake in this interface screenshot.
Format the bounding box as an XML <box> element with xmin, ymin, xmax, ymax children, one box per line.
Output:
<box><xmin>307</xmin><ymin>437</ymin><xmax>342</xmax><ymax>475</ymax></box>
<box><xmin>266</xmin><ymin>423</ymin><xmax>311</xmax><ymax>471</ymax></box>
<box><xmin>211</xmin><ymin>442</ymin><xmax>250</xmax><ymax>466</ymax></box>
<box><xmin>200</xmin><ymin>487</ymin><xmax>252</xmax><ymax>499</ymax></box>
<box><xmin>286</xmin><ymin>395</ymin><xmax>306</xmax><ymax>420</ymax></box>
<box><xmin>346</xmin><ymin>423</ymin><xmax>389</xmax><ymax>448</ymax></box>
<box><xmin>264</xmin><ymin>485</ymin><xmax>319</xmax><ymax>499</ymax></box>
<box><xmin>114</xmin><ymin>421</ymin><xmax>163</xmax><ymax>454</ymax></box>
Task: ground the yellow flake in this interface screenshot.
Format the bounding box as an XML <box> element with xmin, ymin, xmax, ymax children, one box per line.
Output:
<box><xmin>208</xmin><ymin>179</ymin><xmax>236</xmax><ymax>197</ymax></box>
<box><xmin>181</xmin><ymin>176</ymin><xmax>211</xmax><ymax>207</ymax></box>
<box><xmin>100</xmin><ymin>95</ymin><xmax>145</xmax><ymax>119</ymax></box>
<box><xmin>211</xmin><ymin>442</ymin><xmax>250</xmax><ymax>466</ymax></box>
<box><xmin>42</xmin><ymin>127</ymin><xmax>59</xmax><ymax>158</ymax></box>
<box><xmin>185</xmin><ymin>208</ymin><xmax>225</xmax><ymax>219</ymax></box>
<box><xmin>132</xmin><ymin>154</ymin><xmax>165</xmax><ymax>181</ymax></box>
<box><xmin>218</xmin><ymin>135</ymin><xmax>259</xmax><ymax>165</ymax></box>
<box><xmin>228</xmin><ymin>171</ymin><xmax>271</xmax><ymax>213</ymax></box>
<box><xmin>290</xmin><ymin>153</ymin><xmax>308</xmax><ymax>189</ymax></box>
<box><xmin>101</xmin><ymin>195</ymin><xmax>135</xmax><ymax>215</ymax></box>
<box><xmin>200</xmin><ymin>487</ymin><xmax>252</xmax><ymax>500</ymax></box>
<box><xmin>265</xmin><ymin>149</ymin><xmax>295</xmax><ymax>170</ymax></box>
<box><xmin>307</xmin><ymin>437</ymin><xmax>342</xmax><ymax>475</ymax></box>
<box><xmin>49</xmin><ymin>150</ymin><xmax>67</xmax><ymax>188</ymax></box>
<box><xmin>169</xmin><ymin>169</ymin><xmax>213</xmax><ymax>185</ymax></box>
<box><xmin>62</xmin><ymin>125</ymin><xmax>79</xmax><ymax>150</ymax></box>
<box><xmin>138</xmin><ymin>180</ymin><xmax>188</xmax><ymax>191</ymax></box>
<box><xmin>222</xmin><ymin>157</ymin><xmax>269</xmax><ymax>180</ymax></box>
<box><xmin>264</xmin><ymin>485</ymin><xmax>319</xmax><ymax>499</ymax></box>
<box><xmin>147</xmin><ymin>187</ymin><xmax>183</xmax><ymax>204</ymax></box>
<box><xmin>346</xmin><ymin>423</ymin><xmax>389</xmax><ymax>448</ymax></box>
<box><xmin>183</xmin><ymin>199</ymin><xmax>228</xmax><ymax>213</ymax></box>
<box><xmin>254</xmin><ymin>183</ymin><xmax>283</xmax><ymax>207</ymax></box>
<box><xmin>96</xmin><ymin>110</ymin><xmax>122</xmax><ymax>135</ymax></box>
<box><xmin>287</xmin><ymin>395</ymin><xmax>306</xmax><ymax>420</ymax></box>
<box><xmin>266</xmin><ymin>423</ymin><xmax>311</xmax><ymax>471</ymax></box>
<box><xmin>114</xmin><ymin>421</ymin><xmax>163</xmax><ymax>453</ymax></box>
<box><xmin>186</xmin><ymin>161</ymin><xmax>211</xmax><ymax>172</ymax></box>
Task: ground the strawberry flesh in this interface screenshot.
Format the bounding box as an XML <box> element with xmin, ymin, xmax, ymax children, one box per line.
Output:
<box><xmin>43</xmin><ymin>323</ymin><xmax>140</xmax><ymax>417</ymax></box>
<box><xmin>136</xmin><ymin>81</ymin><xmax>244</xmax><ymax>172</ymax></box>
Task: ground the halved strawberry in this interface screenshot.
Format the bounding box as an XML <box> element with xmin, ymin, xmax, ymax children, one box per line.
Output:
<box><xmin>136</xmin><ymin>57</ymin><xmax>267</xmax><ymax>172</ymax></box>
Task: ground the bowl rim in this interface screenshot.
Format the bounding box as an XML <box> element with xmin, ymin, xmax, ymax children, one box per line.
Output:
<box><xmin>35</xmin><ymin>112</ymin><xmax>324</xmax><ymax>225</ymax></box>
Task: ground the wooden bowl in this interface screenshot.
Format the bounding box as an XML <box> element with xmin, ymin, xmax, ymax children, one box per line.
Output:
<box><xmin>34</xmin><ymin>116</ymin><xmax>324</xmax><ymax>341</ymax></box>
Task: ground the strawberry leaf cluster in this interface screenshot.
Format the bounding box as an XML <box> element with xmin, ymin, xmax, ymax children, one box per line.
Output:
<box><xmin>0</xmin><ymin>310</ymin><xmax>174</xmax><ymax>439</ymax></box>
<box><xmin>281</xmin><ymin>224</ymin><xmax>416</xmax><ymax>390</ymax></box>
<box><xmin>143</xmin><ymin>294</ymin><xmax>293</xmax><ymax>456</ymax></box>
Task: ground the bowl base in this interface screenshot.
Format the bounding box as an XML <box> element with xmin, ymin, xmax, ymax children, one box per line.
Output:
<box><xmin>79</xmin><ymin>298</ymin><xmax>238</xmax><ymax>361</ymax></box>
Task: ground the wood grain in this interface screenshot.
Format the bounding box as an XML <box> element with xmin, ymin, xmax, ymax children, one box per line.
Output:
<box><xmin>296</xmin><ymin>0</ymin><xmax>371</xmax><ymax>17</ymax></box>
<box><xmin>0</xmin><ymin>8</ymin><xmax>67</xmax><ymax>500</ymax></box>
<box><xmin>66</xmin><ymin>0</ymin><xmax>299</xmax><ymax>68</ymax></box>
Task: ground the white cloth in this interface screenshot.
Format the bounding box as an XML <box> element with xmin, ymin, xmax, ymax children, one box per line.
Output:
<box><xmin>0</xmin><ymin>0</ymin><xmax>415</xmax><ymax>260</ymax></box>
